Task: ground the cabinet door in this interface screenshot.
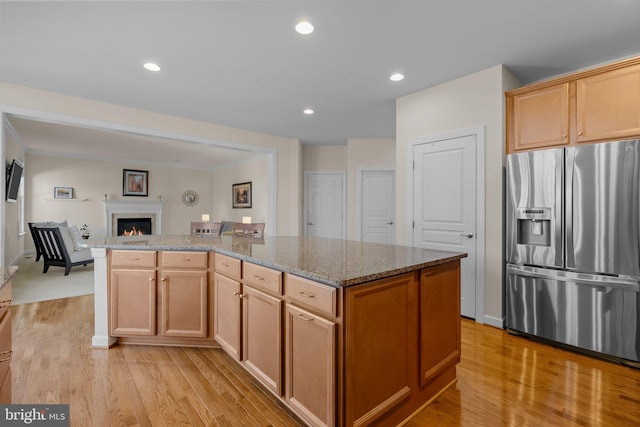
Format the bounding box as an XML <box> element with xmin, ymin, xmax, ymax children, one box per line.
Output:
<box><xmin>110</xmin><ymin>269</ymin><xmax>156</xmax><ymax>336</ymax></box>
<box><xmin>243</xmin><ymin>286</ymin><xmax>283</xmax><ymax>395</ymax></box>
<box><xmin>160</xmin><ymin>270</ymin><xmax>208</xmax><ymax>338</ymax></box>
<box><xmin>511</xmin><ymin>83</ymin><xmax>570</xmax><ymax>151</ymax></box>
<box><xmin>419</xmin><ymin>261</ymin><xmax>461</xmax><ymax>388</ymax></box>
<box><xmin>576</xmin><ymin>64</ymin><xmax>640</xmax><ymax>143</ymax></box>
<box><xmin>285</xmin><ymin>304</ymin><xmax>336</xmax><ymax>427</ymax></box>
<box><xmin>213</xmin><ymin>272</ymin><xmax>242</xmax><ymax>359</ymax></box>
<box><xmin>344</xmin><ymin>273</ymin><xmax>415</xmax><ymax>427</ymax></box>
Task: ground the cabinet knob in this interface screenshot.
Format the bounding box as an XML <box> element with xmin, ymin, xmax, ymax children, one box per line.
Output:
<box><xmin>233</xmin><ymin>291</ymin><xmax>245</xmax><ymax>298</ymax></box>
<box><xmin>562</xmin><ymin>133</ymin><xmax>567</xmax><ymax>138</ymax></box>
<box><xmin>149</xmin><ymin>277</ymin><xmax>155</xmax><ymax>282</ymax></box>
<box><xmin>161</xmin><ymin>277</ymin><xmax>166</xmax><ymax>282</ymax></box>
<box><xmin>578</xmin><ymin>131</ymin><xmax>583</xmax><ymax>136</ymax></box>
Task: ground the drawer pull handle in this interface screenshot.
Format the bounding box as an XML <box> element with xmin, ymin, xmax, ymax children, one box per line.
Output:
<box><xmin>0</xmin><ymin>350</ymin><xmax>12</xmax><ymax>363</ymax></box>
<box><xmin>0</xmin><ymin>299</ymin><xmax>12</xmax><ymax>308</ymax></box>
<box><xmin>252</xmin><ymin>275</ymin><xmax>265</xmax><ymax>281</ymax></box>
<box><xmin>221</xmin><ymin>263</ymin><xmax>229</xmax><ymax>267</ymax></box>
<box><xmin>297</xmin><ymin>314</ymin><xmax>314</xmax><ymax>321</ymax></box>
<box><xmin>181</xmin><ymin>258</ymin><xmax>191</xmax><ymax>262</ymax></box>
<box><xmin>299</xmin><ymin>292</ymin><xmax>316</xmax><ymax>299</ymax></box>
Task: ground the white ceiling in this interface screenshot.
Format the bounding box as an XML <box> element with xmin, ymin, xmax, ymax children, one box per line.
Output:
<box><xmin>2</xmin><ymin>1</ymin><xmax>640</xmax><ymax>168</ymax></box>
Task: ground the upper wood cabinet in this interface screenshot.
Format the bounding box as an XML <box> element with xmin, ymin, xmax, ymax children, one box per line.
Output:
<box><xmin>506</xmin><ymin>56</ymin><xmax>640</xmax><ymax>153</ymax></box>
<box><xmin>576</xmin><ymin>64</ymin><xmax>640</xmax><ymax>143</ymax></box>
<box><xmin>510</xmin><ymin>83</ymin><xmax>570</xmax><ymax>152</ymax></box>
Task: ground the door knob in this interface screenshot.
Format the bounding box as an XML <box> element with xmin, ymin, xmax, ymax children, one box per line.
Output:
<box><xmin>460</xmin><ymin>232</ymin><xmax>474</xmax><ymax>238</ymax></box>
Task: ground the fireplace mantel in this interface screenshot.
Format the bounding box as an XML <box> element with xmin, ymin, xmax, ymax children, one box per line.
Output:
<box><xmin>104</xmin><ymin>200</ymin><xmax>163</xmax><ymax>236</ymax></box>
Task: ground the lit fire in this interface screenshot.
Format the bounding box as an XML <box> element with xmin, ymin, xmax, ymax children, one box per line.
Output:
<box><xmin>122</xmin><ymin>227</ymin><xmax>144</xmax><ymax>236</ymax></box>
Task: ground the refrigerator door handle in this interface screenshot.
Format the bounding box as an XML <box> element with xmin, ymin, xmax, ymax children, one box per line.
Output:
<box><xmin>507</xmin><ymin>264</ymin><xmax>640</xmax><ymax>292</ymax></box>
<box><xmin>565</xmin><ymin>146</ymin><xmax>575</xmax><ymax>269</ymax></box>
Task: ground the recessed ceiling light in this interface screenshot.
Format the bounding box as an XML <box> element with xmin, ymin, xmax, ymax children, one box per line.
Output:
<box><xmin>390</xmin><ymin>73</ymin><xmax>405</xmax><ymax>82</ymax></box>
<box><xmin>295</xmin><ymin>21</ymin><xmax>314</xmax><ymax>35</ymax></box>
<box><xmin>144</xmin><ymin>62</ymin><xmax>161</xmax><ymax>72</ymax></box>
<box><xmin>303</xmin><ymin>108</ymin><xmax>315</xmax><ymax>115</ymax></box>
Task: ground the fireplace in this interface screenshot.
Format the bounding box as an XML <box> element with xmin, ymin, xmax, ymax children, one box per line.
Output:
<box><xmin>117</xmin><ymin>218</ymin><xmax>152</xmax><ymax>236</ymax></box>
<box><xmin>104</xmin><ymin>201</ymin><xmax>163</xmax><ymax>236</ymax></box>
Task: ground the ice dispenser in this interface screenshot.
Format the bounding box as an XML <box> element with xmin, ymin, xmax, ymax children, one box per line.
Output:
<box><xmin>516</xmin><ymin>208</ymin><xmax>552</xmax><ymax>246</ymax></box>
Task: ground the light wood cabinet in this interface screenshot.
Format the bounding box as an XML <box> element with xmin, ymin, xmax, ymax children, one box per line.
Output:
<box><xmin>160</xmin><ymin>270</ymin><xmax>208</xmax><ymax>338</ymax></box>
<box><xmin>110</xmin><ymin>269</ymin><xmax>157</xmax><ymax>336</ymax></box>
<box><xmin>507</xmin><ymin>56</ymin><xmax>640</xmax><ymax>153</ymax></box>
<box><xmin>0</xmin><ymin>282</ymin><xmax>12</xmax><ymax>404</ymax></box>
<box><xmin>419</xmin><ymin>261</ymin><xmax>461</xmax><ymax>387</ymax></box>
<box><xmin>109</xmin><ymin>250</ymin><xmax>214</xmax><ymax>346</ymax></box>
<box><xmin>510</xmin><ymin>83</ymin><xmax>570</xmax><ymax>152</ymax></box>
<box><xmin>285</xmin><ymin>303</ymin><xmax>336</xmax><ymax>427</ymax></box>
<box><xmin>576</xmin><ymin>64</ymin><xmax>640</xmax><ymax>143</ymax></box>
<box><xmin>213</xmin><ymin>272</ymin><xmax>242</xmax><ymax>359</ymax></box>
<box><xmin>243</xmin><ymin>286</ymin><xmax>283</xmax><ymax>395</ymax></box>
<box><xmin>110</xmin><ymin>250</ymin><xmax>157</xmax><ymax>336</ymax></box>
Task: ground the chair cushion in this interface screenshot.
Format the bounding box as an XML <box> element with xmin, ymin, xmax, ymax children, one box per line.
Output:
<box><xmin>69</xmin><ymin>248</ymin><xmax>93</xmax><ymax>263</ymax></box>
<box><xmin>56</xmin><ymin>226</ymin><xmax>76</xmax><ymax>255</ymax></box>
<box><xmin>68</xmin><ymin>225</ymin><xmax>84</xmax><ymax>251</ymax></box>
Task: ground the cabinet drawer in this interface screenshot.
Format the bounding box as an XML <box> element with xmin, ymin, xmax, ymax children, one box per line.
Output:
<box><xmin>243</xmin><ymin>262</ymin><xmax>282</xmax><ymax>295</ymax></box>
<box><xmin>215</xmin><ymin>253</ymin><xmax>242</xmax><ymax>280</ymax></box>
<box><xmin>285</xmin><ymin>274</ymin><xmax>337</xmax><ymax>318</ymax></box>
<box><xmin>161</xmin><ymin>251</ymin><xmax>208</xmax><ymax>269</ymax></box>
<box><xmin>111</xmin><ymin>250</ymin><xmax>156</xmax><ymax>268</ymax></box>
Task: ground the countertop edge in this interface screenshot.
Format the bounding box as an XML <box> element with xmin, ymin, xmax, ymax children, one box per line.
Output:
<box><xmin>83</xmin><ymin>237</ymin><xmax>467</xmax><ymax>288</ymax></box>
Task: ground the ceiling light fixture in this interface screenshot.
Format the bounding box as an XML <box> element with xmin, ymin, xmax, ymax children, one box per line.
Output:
<box><xmin>303</xmin><ymin>108</ymin><xmax>315</xmax><ymax>115</ymax></box>
<box><xmin>295</xmin><ymin>21</ymin><xmax>314</xmax><ymax>35</ymax></box>
<box><xmin>143</xmin><ymin>62</ymin><xmax>161</xmax><ymax>72</ymax></box>
<box><xmin>390</xmin><ymin>73</ymin><xmax>405</xmax><ymax>82</ymax></box>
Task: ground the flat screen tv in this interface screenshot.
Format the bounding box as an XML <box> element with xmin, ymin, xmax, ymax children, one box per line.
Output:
<box><xmin>6</xmin><ymin>159</ymin><xmax>23</xmax><ymax>202</ymax></box>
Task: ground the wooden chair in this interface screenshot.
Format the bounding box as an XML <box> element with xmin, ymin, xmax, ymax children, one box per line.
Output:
<box><xmin>28</xmin><ymin>222</ymin><xmax>44</xmax><ymax>261</ymax></box>
<box><xmin>34</xmin><ymin>227</ymin><xmax>94</xmax><ymax>275</ymax></box>
<box><xmin>190</xmin><ymin>221</ymin><xmax>222</xmax><ymax>237</ymax></box>
<box><xmin>231</xmin><ymin>222</ymin><xmax>265</xmax><ymax>237</ymax></box>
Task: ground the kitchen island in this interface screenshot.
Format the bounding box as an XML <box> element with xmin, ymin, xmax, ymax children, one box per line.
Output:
<box><xmin>85</xmin><ymin>235</ymin><xmax>466</xmax><ymax>427</ymax></box>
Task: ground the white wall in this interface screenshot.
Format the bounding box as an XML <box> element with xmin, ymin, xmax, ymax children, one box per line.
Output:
<box><xmin>346</xmin><ymin>138</ymin><xmax>395</xmax><ymax>240</ymax></box>
<box><xmin>302</xmin><ymin>141</ymin><xmax>395</xmax><ymax>240</ymax></box>
<box><xmin>25</xmin><ymin>153</ymin><xmax>216</xmax><ymax>242</ymax></box>
<box><xmin>396</xmin><ymin>65</ymin><xmax>520</xmax><ymax>325</ymax></box>
<box><xmin>0</xmin><ymin>82</ymin><xmax>302</xmax><ymax>238</ymax></box>
<box><xmin>3</xmin><ymin>128</ymin><xmax>25</xmax><ymax>265</ymax></box>
<box><xmin>212</xmin><ymin>154</ymin><xmax>270</xmax><ymax>230</ymax></box>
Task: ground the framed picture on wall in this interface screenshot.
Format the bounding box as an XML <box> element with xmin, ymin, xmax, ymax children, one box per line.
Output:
<box><xmin>232</xmin><ymin>181</ymin><xmax>252</xmax><ymax>208</ymax></box>
<box><xmin>123</xmin><ymin>169</ymin><xmax>148</xmax><ymax>197</ymax></box>
<box><xmin>54</xmin><ymin>187</ymin><xmax>74</xmax><ymax>199</ymax></box>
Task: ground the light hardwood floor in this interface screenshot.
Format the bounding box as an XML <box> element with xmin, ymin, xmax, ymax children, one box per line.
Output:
<box><xmin>11</xmin><ymin>295</ymin><xmax>640</xmax><ymax>426</ymax></box>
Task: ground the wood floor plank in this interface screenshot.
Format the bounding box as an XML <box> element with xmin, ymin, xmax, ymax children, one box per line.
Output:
<box><xmin>9</xmin><ymin>294</ymin><xmax>640</xmax><ymax>426</ymax></box>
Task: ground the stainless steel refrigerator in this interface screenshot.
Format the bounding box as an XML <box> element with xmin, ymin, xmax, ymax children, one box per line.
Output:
<box><xmin>506</xmin><ymin>139</ymin><xmax>640</xmax><ymax>365</ymax></box>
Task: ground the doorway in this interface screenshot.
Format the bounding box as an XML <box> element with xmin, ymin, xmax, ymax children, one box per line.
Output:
<box><xmin>359</xmin><ymin>170</ymin><xmax>395</xmax><ymax>244</ymax></box>
<box><xmin>411</xmin><ymin>127</ymin><xmax>485</xmax><ymax>321</ymax></box>
<box><xmin>304</xmin><ymin>171</ymin><xmax>346</xmax><ymax>239</ymax></box>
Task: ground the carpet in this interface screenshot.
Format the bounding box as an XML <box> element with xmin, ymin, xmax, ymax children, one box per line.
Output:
<box><xmin>12</xmin><ymin>254</ymin><xmax>94</xmax><ymax>305</ymax></box>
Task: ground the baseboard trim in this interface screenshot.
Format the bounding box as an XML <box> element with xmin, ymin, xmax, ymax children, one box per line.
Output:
<box><xmin>483</xmin><ymin>314</ymin><xmax>504</xmax><ymax>329</ymax></box>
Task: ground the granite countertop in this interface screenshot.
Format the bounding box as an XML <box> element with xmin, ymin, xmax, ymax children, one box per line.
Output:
<box><xmin>82</xmin><ymin>235</ymin><xmax>466</xmax><ymax>287</ymax></box>
<box><xmin>1</xmin><ymin>266</ymin><xmax>19</xmax><ymax>289</ymax></box>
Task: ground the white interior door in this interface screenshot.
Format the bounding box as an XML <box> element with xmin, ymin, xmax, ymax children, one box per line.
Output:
<box><xmin>413</xmin><ymin>134</ymin><xmax>477</xmax><ymax>319</ymax></box>
<box><xmin>305</xmin><ymin>172</ymin><xmax>345</xmax><ymax>239</ymax></box>
<box><xmin>361</xmin><ymin>170</ymin><xmax>395</xmax><ymax>244</ymax></box>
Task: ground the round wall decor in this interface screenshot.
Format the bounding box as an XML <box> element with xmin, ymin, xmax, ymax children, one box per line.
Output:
<box><xmin>181</xmin><ymin>190</ymin><xmax>199</xmax><ymax>206</ymax></box>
